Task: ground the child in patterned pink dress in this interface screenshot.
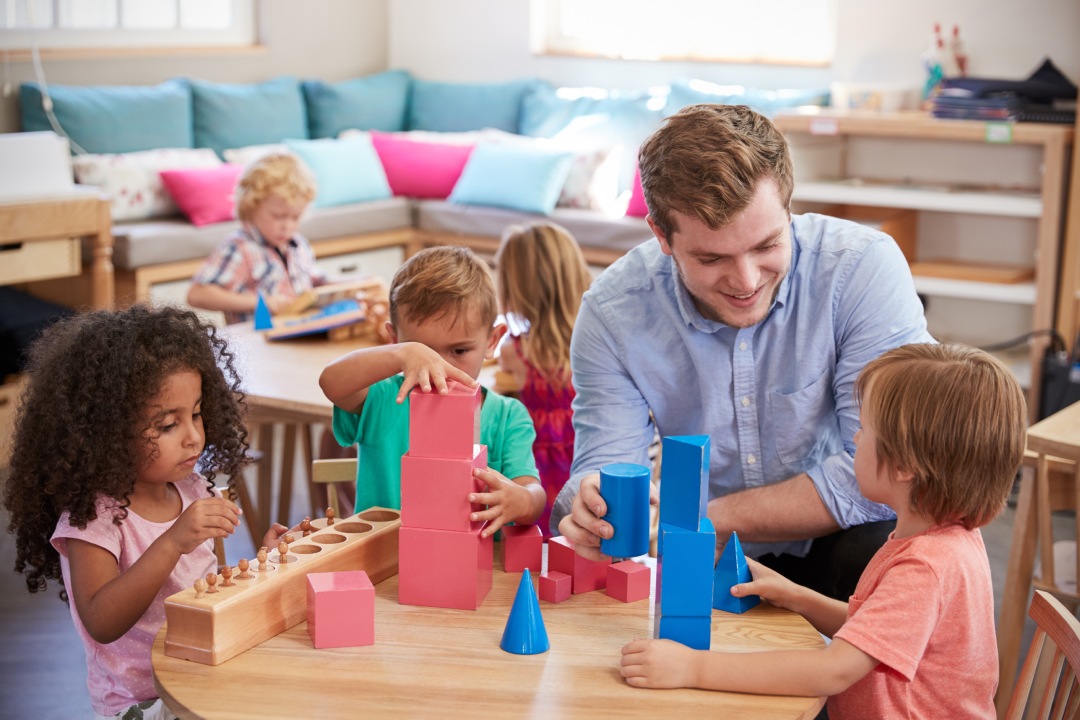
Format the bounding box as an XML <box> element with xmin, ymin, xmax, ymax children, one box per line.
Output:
<box><xmin>495</xmin><ymin>222</ymin><xmax>593</xmax><ymax>537</ymax></box>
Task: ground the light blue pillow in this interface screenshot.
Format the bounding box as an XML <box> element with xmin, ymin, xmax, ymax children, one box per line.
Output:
<box><xmin>664</xmin><ymin>78</ymin><xmax>830</xmax><ymax>117</ymax></box>
<box><xmin>449</xmin><ymin>141</ymin><xmax>573</xmax><ymax>215</ymax></box>
<box><xmin>19</xmin><ymin>79</ymin><xmax>192</xmax><ymax>154</ymax></box>
<box><xmin>284</xmin><ymin>135</ymin><xmax>392</xmax><ymax>208</ymax></box>
<box><xmin>191</xmin><ymin>77</ymin><xmax>308</xmax><ymax>158</ymax></box>
<box><xmin>409</xmin><ymin>78</ymin><xmax>541</xmax><ymax>133</ymax></box>
<box><xmin>302</xmin><ymin>69</ymin><xmax>411</xmax><ymax>138</ymax></box>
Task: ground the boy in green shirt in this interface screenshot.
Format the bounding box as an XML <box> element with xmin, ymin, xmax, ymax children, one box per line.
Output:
<box><xmin>320</xmin><ymin>246</ymin><xmax>544</xmax><ymax>538</ymax></box>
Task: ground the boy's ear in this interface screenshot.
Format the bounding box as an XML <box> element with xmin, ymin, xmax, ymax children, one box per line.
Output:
<box><xmin>486</xmin><ymin>322</ymin><xmax>508</xmax><ymax>359</ymax></box>
<box><xmin>385</xmin><ymin>321</ymin><xmax>398</xmax><ymax>344</ymax></box>
<box><xmin>892</xmin><ymin>466</ymin><xmax>916</xmax><ymax>485</ymax></box>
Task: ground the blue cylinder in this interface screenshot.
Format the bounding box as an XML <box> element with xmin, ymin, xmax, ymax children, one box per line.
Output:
<box><xmin>599</xmin><ymin>462</ymin><xmax>651</xmax><ymax>558</ymax></box>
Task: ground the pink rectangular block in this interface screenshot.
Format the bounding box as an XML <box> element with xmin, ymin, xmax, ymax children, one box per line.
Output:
<box><xmin>547</xmin><ymin>536</ymin><xmax>610</xmax><ymax>594</ymax></box>
<box><xmin>307</xmin><ymin>570</ymin><xmax>374</xmax><ymax>649</ymax></box>
<box><xmin>401</xmin><ymin>446</ymin><xmax>488</xmax><ymax>531</ymax></box>
<box><xmin>501</xmin><ymin>524</ymin><xmax>543</xmax><ymax>573</ymax></box>
<box><xmin>538</xmin><ymin>571</ymin><xmax>571</xmax><ymax>603</ymax></box>
<box><xmin>409</xmin><ymin>381</ymin><xmax>480</xmax><ymax>459</ymax></box>
<box><xmin>607</xmin><ymin>560</ymin><xmax>651</xmax><ymax>603</ymax></box>
<box><xmin>398</xmin><ymin>525</ymin><xmax>492</xmax><ymax>610</ymax></box>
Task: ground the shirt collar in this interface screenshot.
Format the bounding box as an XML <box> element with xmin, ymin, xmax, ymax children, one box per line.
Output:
<box><xmin>246</xmin><ymin>225</ymin><xmax>298</xmax><ymax>250</ymax></box>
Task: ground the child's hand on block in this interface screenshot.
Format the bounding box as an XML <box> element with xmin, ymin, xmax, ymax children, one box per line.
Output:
<box><xmin>733</xmin><ymin>558</ymin><xmax>801</xmax><ymax>612</ymax></box>
<box><xmin>469</xmin><ymin>467</ymin><xmax>535</xmax><ymax>538</ymax></box>
<box><xmin>620</xmin><ymin>638</ymin><xmax>698</xmax><ymax>689</ymax></box>
<box><xmin>394</xmin><ymin>342</ymin><xmax>477</xmax><ymax>403</ymax></box>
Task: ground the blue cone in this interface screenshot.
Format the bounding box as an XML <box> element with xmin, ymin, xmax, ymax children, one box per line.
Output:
<box><xmin>500</xmin><ymin>569</ymin><xmax>549</xmax><ymax>654</ymax></box>
<box><xmin>254</xmin><ymin>292</ymin><xmax>273</xmax><ymax>330</ymax></box>
<box><xmin>713</xmin><ymin>531</ymin><xmax>759</xmax><ymax>614</ymax></box>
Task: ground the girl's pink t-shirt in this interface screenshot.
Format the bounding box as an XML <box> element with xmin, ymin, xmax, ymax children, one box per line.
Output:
<box><xmin>50</xmin><ymin>474</ymin><xmax>218</xmax><ymax>717</ymax></box>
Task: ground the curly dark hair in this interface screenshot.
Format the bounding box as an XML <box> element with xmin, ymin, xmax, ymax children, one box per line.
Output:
<box><xmin>2</xmin><ymin>304</ymin><xmax>249</xmax><ymax>598</ymax></box>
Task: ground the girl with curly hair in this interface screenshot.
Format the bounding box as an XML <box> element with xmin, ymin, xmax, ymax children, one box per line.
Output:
<box><xmin>2</xmin><ymin>304</ymin><xmax>286</xmax><ymax>720</ymax></box>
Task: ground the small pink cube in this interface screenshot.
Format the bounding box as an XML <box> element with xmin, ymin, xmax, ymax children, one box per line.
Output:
<box><xmin>501</xmin><ymin>524</ymin><xmax>543</xmax><ymax>572</ymax></box>
<box><xmin>548</xmin><ymin>536</ymin><xmax>610</xmax><ymax>594</ymax></box>
<box><xmin>307</xmin><ymin>570</ymin><xmax>374</xmax><ymax>649</ymax></box>
<box><xmin>539</xmin><ymin>571</ymin><xmax>571</xmax><ymax>603</ymax></box>
<box><xmin>607</xmin><ymin>560</ymin><xmax>651</xmax><ymax>603</ymax></box>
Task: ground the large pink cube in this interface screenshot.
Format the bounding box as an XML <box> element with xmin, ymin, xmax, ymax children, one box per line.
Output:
<box><xmin>306</xmin><ymin>570</ymin><xmax>374</xmax><ymax>649</ymax></box>
<box><xmin>398</xmin><ymin>525</ymin><xmax>493</xmax><ymax>610</ymax></box>
<box><xmin>409</xmin><ymin>381</ymin><xmax>480</xmax><ymax>459</ymax></box>
<box><xmin>538</xmin><ymin>571</ymin><xmax>571</xmax><ymax>603</ymax></box>
<box><xmin>548</xmin><ymin>536</ymin><xmax>610</xmax><ymax>594</ymax></box>
<box><xmin>607</xmin><ymin>560</ymin><xmax>651</xmax><ymax>603</ymax></box>
<box><xmin>401</xmin><ymin>445</ymin><xmax>488</xmax><ymax>531</ymax></box>
<box><xmin>501</xmin><ymin>524</ymin><xmax>543</xmax><ymax>572</ymax></box>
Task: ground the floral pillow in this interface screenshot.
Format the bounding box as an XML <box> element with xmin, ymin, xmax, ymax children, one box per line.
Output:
<box><xmin>72</xmin><ymin>148</ymin><xmax>222</xmax><ymax>221</ymax></box>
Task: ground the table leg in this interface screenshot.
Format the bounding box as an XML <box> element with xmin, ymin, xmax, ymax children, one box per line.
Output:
<box><xmin>252</xmin><ymin>422</ymin><xmax>274</xmax><ymax>550</ymax></box>
<box><xmin>91</xmin><ymin>198</ymin><xmax>114</xmax><ymax>310</ymax></box>
<box><xmin>278</xmin><ymin>424</ymin><xmax>297</xmax><ymax>528</ymax></box>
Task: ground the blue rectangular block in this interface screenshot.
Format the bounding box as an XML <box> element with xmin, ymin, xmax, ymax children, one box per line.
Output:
<box><xmin>659</xmin><ymin>435</ymin><xmax>710</xmax><ymax>531</ymax></box>
<box><xmin>656</xmin><ymin>519</ymin><xmax>715</xmax><ymax>617</ymax></box>
<box><xmin>652</xmin><ymin>613</ymin><xmax>712</xmax><ymax>650</ymax></box>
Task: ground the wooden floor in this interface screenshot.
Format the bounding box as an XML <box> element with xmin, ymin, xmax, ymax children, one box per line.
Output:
<box><xmin>0</xmin><ymin>468</ymin><xmax>1066</xmax><ymax>718</ymax></box>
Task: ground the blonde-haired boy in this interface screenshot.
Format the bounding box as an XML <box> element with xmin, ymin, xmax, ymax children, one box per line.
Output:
<box><xmin>188</xmin><ymin>152</ymin><xmax>326</xmax><ymax>323</ymax></box>
<box><xmin>320</xmin><ymin>246</ymin><xmax>544</xmax><ymax>534</ymax></box>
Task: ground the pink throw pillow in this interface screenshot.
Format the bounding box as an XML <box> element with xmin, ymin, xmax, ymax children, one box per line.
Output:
<box><xmin>159</xmin><ymin>164</ymin><xmax>244</xmax><ymax>226</ymax></box>
<box><xmin>625</xmin><ymin>166</ymin><xmax>648</xmax><ymax>218</ymax></box>
<box><xmin>370</xmin><ymin>131</ymin><xmax>474</xmax><ymax>199</ymax></box>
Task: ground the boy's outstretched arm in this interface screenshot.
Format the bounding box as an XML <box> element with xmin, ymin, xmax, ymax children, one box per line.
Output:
<box><xmin>469</xmin><ymin>468</ymin><xmax>545</xmax><ymax>538</ymax></box>
<box><xmin>735</xmin><ymin>558</ymin><xmax>849</xmax><ymax>638</ymax></box>
<box><xmin>620</xmin><ymin>637</ymin><xmax>878</xmax><ymax>698</ymax></box>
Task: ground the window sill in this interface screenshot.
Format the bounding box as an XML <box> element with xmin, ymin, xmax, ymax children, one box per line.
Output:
<box><xmin>0</xmin><ymin>44</ymin><xmax>269</xmax><ymax>62</ymax></box>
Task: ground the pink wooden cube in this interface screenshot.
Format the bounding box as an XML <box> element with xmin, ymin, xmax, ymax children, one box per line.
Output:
<box><xmin>398</xmin><ymin>525</ymin><xmax>493</xmax><ymax>610</ymax></box>
<box><xmin>548</xmin><ymin>536</ymin><xmax>610</xmax><ymax>594</ymax></box>
<box><xmin>409</xmin><ymin>381</ymin><xmax>480</xmax><ymax>459</ymax></box>
<box><xmin>401</xmin><ymin>445</ymin><xmax>488</xmax><ymax>531</ymax></box>
<box><xmin>538</xmin><ymin>571</ymin><xmax>571</xmax><ymax>603</ymax></box>
<box><xmin>607</xmin><ymin>560</ymin><xmax>651</xmax><ymax>603</ymax></box>
<box><xmin>307</xmin><ymin>570</ymin><xmax>374</xmax><ymax>649</ymax></box>
<box><xmin>501</xmin><ymin>524</ymin><xmax>543</xmax><ymax>573</ymax></box>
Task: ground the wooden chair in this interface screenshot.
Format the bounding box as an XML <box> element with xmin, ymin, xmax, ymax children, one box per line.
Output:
<box><xmin>1004</xmin><ymin>590</ymin><xmax>1080</xmax><ymax>719</ymax></box>
<box><xmin>311</xmin><ymin>458</ymin><xmax>358</xmax><ymax>519</ymax></box>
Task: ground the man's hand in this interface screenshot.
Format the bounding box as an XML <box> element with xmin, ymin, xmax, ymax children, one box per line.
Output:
<box><xmin>556</xmin><ymin>473</ymin><xmax>611</xmax><ymax>561</ymax></box>
<box><xmin>620</xmin><ymin>638</ymin><xmax>699</xmax><ymax>689</ymax></box>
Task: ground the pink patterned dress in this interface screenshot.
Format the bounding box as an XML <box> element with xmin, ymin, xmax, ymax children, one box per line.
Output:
<box><xmin>513</xmin><ymin>336</ymin><xmax>576</xmax><ymax>537</ymax></box>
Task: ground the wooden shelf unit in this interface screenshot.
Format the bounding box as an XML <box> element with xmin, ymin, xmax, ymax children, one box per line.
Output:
<box><xmin>773</xmin><ymin>110</ymin><xmax>1074</xmax><ymax>419</ymax></box>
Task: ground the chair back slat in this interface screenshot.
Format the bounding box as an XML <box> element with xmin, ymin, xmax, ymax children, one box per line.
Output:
<box><xmin>1006</xmin><ymin>591</ymin><xmax>1080</xmax><ymax>720</ymax></box>
<box><xmin>312</xmin><ymin>458</ymin><xmax>358</xmax><ymax>518</ymax></box>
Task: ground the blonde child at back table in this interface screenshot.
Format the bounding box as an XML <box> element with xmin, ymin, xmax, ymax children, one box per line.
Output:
<box><xmin>2</xmin><ymin>305</ymin><xmax>288</xmax><ymax>720</ymax></box>
<box><xmin>495</xmin><ymin>222</ymin><xmax>592</xmax><ymax>537</ymax></box>
<box><xmin>621</xmin><ymin>343</ymin><xmax>1026</xmax><ymax>720</ymax></box>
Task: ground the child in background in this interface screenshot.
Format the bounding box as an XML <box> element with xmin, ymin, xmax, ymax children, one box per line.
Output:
<box><xmin>319</xmin><ymin>246</ymin><xmax>545</xmax><ymax>537</ymax></box>
<box><xmin>2</xmin><ymin>305</ymin><xmax>287</xmax><ymax>720</ymax></box>
<box><xmin>620</xmin><ymin>343</ymin><xmax>1025</xmax><ymax>720</ymax></box>
<box><xmin>495</xmin><ymin>222</ymin><xmax>592</xmax><ymax>537</ymax></box>
<box><xmin>187</xmin><ymin>152</ymin><xmax>327</xmax><ymax>323</ymax></box>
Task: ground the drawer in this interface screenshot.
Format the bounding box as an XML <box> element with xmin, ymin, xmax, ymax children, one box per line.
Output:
<box><xmin>0</xmin><ymin>237</ymin><xmax>80</xmax><ymax>285</ymax></box>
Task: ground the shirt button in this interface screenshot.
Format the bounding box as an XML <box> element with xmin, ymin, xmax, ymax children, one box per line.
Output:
<box><xmin>739</xmin><ymin>342</ymin><xmax>747</xmax><ymax>351</ymax></box>
<box><xmin>747</xmin><ymin>454</ymin><xmax>757</xmax><ymax>465</ymax></box>
<box><xmin>741</xmin><ymin>396</ymin><xmax>751</xmax><ymax>407</ymax></box>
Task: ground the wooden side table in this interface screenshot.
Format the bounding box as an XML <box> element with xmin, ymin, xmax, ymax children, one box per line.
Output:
<box><xmin>0</xmin><ymin>191</ymin><xmax>114</xmax><ymax>309</ymax></box>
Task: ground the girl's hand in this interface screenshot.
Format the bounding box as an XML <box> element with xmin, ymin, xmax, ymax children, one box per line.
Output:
<box><xmin>394</xmin><ymin>342</ymin><xmax>477</xmax><ymax>403</ymax></box>
<box><xmin>260</xmin><ymin>523</ymin><xmax>290</xmax><ymax>551</ymax></box>
<box><xmin>166</xmin><ymin>497</ymin><xmax>241</xmax><ymax>555</ymax></box>
<box><xmin>732</xmin><ymin>557</ymin><xmax>799</xmax><ymax>611</ymax></box>
<box><xmin>620</xmin><ymin>638</ymin><xmax>698</xmax><ymax>688</ymax></box>
<box><xmin>469</xmin><ymin>468</ymin><xmax>533</xmax><ymax>538</ymax></box>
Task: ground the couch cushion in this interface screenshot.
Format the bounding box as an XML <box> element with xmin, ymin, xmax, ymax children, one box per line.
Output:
<box><xmin>448</xmin><ymin>141</ymin><xmax>573</xmax><ymax>216</ymax></box>
<box><xmin>111</xmin><ymin>198</ymin><xmax>412</xmax><ymax>269</ymax></box>
<box><xmin>19</xmin><ymin>79</ymin><xmax>193</xmax><ymax>154</ymax></box>
<box><xmin>408</xmin><ymin>78</ymin><xmax>541</xmax><ymax>133</ymax></box>
<box><xmin>303</xmin><ymin>70</ymin><xmax>411</xmax><ymax>138</ymax></box>
<box><xmin>285</xmin><ymin>135</ymin><xmax>392</xmax><ymax>208</ymax></box>
<box><xmin>159</xmin><ymin>164</ymin><xmax>245</xmax><ymax>227</ymax></box>
<box><xmin>191</xmin><ymin>77</ymin><xmax>308</xmax><ymax>158</ymax></box>
<box><xmin>416</xmin><ymin>200</ymin><xmax>654</xmax><ymax>255</ymax></box>
<box><xmin>370</xmin><ymin>131</ymin><xmax>474</xmax><ymax>199</ymax></box>
<box><xmin>663</xmin><ymin>78</ymin><xmax>830</xmax><ymax>117</ymax></box>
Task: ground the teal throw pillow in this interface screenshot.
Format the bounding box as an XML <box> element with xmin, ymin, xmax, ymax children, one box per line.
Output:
<box><xmin>191</xmin><ymin>77</ymin><xmax>308</xmax><ymax>158</ymax></box>
<box><xmin>448</xmin><ymin>141</ymin><xmax>573</xmax><ymax>215</ymax></box>
<box><xmin>409</xmin><ymin>78</ymin><xmax>541</xmax><ymax>133</ymax></box>
<box><xmin>285</xmin><ymin>135</ymin><xmax>392</xmax><ymax>208</ymax></box>
<box><xmin>303</xmin><ymin>69</ymin><xmax>411</xmax><ymax>138</ymax></box>
<box><xmin>19</xmin><ymin>79</ymin><xmax>192</xmax><ymax>154</ymax></box>
<box><xmin>664</xmin><ymin>78</ymin><xmax>830</xmax><ymax>117</ymax></box>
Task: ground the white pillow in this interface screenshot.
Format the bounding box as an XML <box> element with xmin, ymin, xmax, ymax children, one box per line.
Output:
<box><xmin>222</xmin><ymin>143</ymin><xmax>290</xmax><ymax>168</ymax></box>
<box><xmin>338</xmin><ymin>128</ymin><xmax>481</xmax><ymax>146</ymax></box>
<box><xmin>73</xmin><ymin>148</ymin><xmax>222</xmax><ymax>222</ymax></box>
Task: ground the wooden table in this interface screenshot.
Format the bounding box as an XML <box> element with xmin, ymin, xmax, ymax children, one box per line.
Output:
<box><xmin>153</xmin><ymin>558</ymin><xmax>826</xmax><ymax>719</ymax></box>
<box><xmin>218</xmin><ymin>323</ymin><xmax>509</xmax><ymax>548</ymax></box>
<box><xmin>0</xmin><ymin>190</ymin><xmax>114</xmax><ymax>309</ymax></box>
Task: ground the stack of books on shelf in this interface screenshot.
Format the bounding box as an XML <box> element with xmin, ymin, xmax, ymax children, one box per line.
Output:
<box><xmin>931</xmin><ymin>89</ymin><xmax>1023</xmax><ymax>121</ymax></box>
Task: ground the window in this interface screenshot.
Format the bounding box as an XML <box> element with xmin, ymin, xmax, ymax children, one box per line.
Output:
<box><xmin>0</xmin><ymin>0</ymin><xmax>257</xmax><ymax>50</ymax></box>
<box><xmin>530</xmin><ymin>0</ymin><xmax>835</xmax><ymax>66</ymax></box>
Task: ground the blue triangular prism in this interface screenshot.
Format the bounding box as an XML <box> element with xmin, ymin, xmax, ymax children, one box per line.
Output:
<box><xmin>500</xmin><ymin>569</ymin><xmax>549</xmax><ymax>654</ymax></box>
<box><xmin>254</xmin><ymin>292</ymin><xmax>273</xmax><ymax>330</ymax></box>
<box><xmin>713</xmin><ymin>531</ymin><xmax>760</xmax><ymax>614</ymax></box>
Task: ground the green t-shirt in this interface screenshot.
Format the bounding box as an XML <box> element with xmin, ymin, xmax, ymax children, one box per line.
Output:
<box><xmin>332</xmin><ymin>375</ymin><xmax>540</xmax><ymax>514</ymax></box>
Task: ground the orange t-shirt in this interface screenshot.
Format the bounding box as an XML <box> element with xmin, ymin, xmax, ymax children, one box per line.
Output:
<box><xmin>829</xmin><ymin>524</ymin><xmax>997</xmax><ymax>720</ymax></box>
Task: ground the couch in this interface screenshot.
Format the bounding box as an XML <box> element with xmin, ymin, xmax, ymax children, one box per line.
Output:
<box><xmin>18</xmin><ymin>71</ymin><xmax>828</xmax><ymax>303</ymax></box>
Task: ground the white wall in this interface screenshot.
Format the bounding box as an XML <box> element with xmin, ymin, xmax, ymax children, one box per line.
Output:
<box><xmin>388</xmin><ymin>0</ymin><xmax>1080</xmax><ymax>94</ymax></box>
